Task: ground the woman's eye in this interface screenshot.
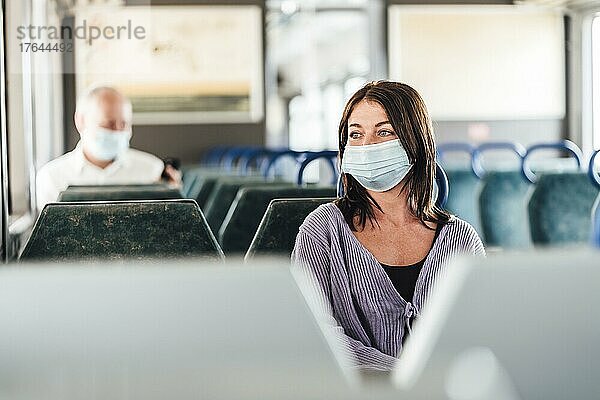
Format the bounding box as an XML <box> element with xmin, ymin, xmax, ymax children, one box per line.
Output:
<box><xmin>378</xmin><ymin>130</ymin><xmax>394</xmax><ymax>137</ymax></box>
<box><xmin>349</xmin><ymin>132</ymin><xmax>361</xmax><ymax>139</ymax></box>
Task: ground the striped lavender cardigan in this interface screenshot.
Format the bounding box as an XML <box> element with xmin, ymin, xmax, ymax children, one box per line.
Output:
<box><xmin>291</xmin><ymin>202</ymin><xmax>485</xmax><ymax>371</ymax></box>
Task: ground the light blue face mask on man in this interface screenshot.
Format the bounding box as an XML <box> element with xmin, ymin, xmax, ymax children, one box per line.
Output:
<box><xmin>341</xmin><ymin>138</ymin><xmax>413</xmax><ymax>192</ymax></box>
<box><xmin>83</xmin><ymin>127</ymin><xmax>131</xmax><ymax>161</ymax></box>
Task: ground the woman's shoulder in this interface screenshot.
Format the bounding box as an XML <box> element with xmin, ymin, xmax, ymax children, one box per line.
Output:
<box><xmin>294</xmin><ymin>202</ymin><xmax>344</xmax><ymax>250</ymax></box>
<box><xmin>441</xmin><ymin>216</ymin><xmax>485</xmax><ymax>255</ymax></box>
<box><xmin>443</xmin><ymin>216</ymin><xmax>478</xmax><ymax>236</ymax></box>
<box><xmin>300</xmin><ymin>202</ymin><xmax>343</xmax><ymax>232</ymax></box>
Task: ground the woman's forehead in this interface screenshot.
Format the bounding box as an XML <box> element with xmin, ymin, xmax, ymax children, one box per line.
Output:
<box><xmin>348</xmin><ymin>100</ymin><xmax>390</xmax><ymax>125</ymax></box>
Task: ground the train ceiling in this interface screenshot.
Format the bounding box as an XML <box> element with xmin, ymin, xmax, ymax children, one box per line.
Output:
<box><xmin>50</xmin><ymin>0</ymin><xmax>600</xmax><ymax>16</ymax></box>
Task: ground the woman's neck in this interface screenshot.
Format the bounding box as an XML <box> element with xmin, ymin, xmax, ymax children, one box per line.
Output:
<box><xmin>367</xmin><ymin>184</ymin><xmax>414</xmax><ymax>224</ymax></box>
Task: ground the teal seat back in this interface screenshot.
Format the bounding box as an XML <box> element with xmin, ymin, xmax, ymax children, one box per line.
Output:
<box><xmin>594</xmin><ymin>196</ymin><xmax>600</xmax><ymax>247</ymax></box>
<box><xmin>203</xmin><ymin>178</ymin><xmax>289</xmax><ymax>232</ymax></box>
<box><xmin>194</xmin><ymin>177</ymin><xmax>219</xmax><ymax>209</ymax></box>
<box><xmin>528</xmin><ymin>172</ymin><xmax>600</xmax><ymax>245</ymax></box>
<box><xmin>591</xmin><ymin>150</ymin><xmax>600</xmax><ymax>247</ymax></box>
<box><xmin>444</xmin><ymin>167</ymin><xmax>482</xmax><ymax>233</ymax></box>
<box><xmin>245</xmin><ymin>198</ymin><xmax>335</xmax><ymax>259</ymax></box>
<box><xmin>219</xmin><ymin>186</ymin><xmax>336</xmax><ymax>254</ymax></box>
<box><xmin>20</xmin><ymin>200</ymin><xmax>223</xmax><ymax>261</ymax></box>
<box><xmin>58</xmin><ymin>185</ymin><xmax>182</xmax><ymax>202</ymax></box>
<box><xmin>479</xmin><ymin>171</ymin><xmax>532</xmax><ymax>248</ymax></box>
<box><xmin>182</xmin><ymin>173</ymin><xmax>199</xmax><ymax>198</ymax></box>
<box><xmin>182</xmin><ymin>167</ymin><xmax>238</xmax><ymax>209</ymax></box>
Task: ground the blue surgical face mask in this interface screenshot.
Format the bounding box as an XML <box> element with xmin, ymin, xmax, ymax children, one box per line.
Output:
<box><xmin>83</xmin><ymin>126</ymin><xmax>131</xmax><ymax>161</ymax></box>
<box><xmin>341</xmin><ymin>139</ymin><xmax>413</xmax><ymax>192</ymax></box>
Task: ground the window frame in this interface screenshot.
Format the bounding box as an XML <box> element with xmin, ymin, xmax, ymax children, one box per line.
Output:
<box><xmin>591</xmin><ymin>13</ymin><xmax>600</xmax><ymax>150</ymax></box>
<box><xmin>0</xmin><ymin>0</ymin><xmax>8</xmax><ymax>261</ymax></box>
<box><xmin>581</xmin><ymin>10</ymin><xmax>600</xmax><ymax>153</ymax></box>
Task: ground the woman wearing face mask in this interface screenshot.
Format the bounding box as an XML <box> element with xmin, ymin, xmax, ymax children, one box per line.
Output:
<box><xmin>291</xmin><ymin>81</ymin><xmax>485</xmax><ymax>372</ymax></box>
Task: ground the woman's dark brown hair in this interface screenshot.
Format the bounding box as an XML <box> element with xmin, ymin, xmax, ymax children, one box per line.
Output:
<box><xmin>335</xmin><ymin>80</ymin><xmax>451</xmax><ymax>231</ymax></box>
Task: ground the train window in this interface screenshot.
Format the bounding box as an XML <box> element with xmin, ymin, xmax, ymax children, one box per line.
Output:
<box><xmin>593</xmin><ymin>15</ymin><xmax>600</xmax><ymax>149</ymax></box>
<box><xmin>0</xmin><ymin>0</ymin><xmax>5</xmax><ymax>259</ymax></box>
<box><xmin>269</xmin><ymin>6</ymin><xmax>370</xmax><ymax>151</ymax></box>
<box><xmin>5</xmin><ymin>1</ymin><xmax>34</xmax><ymax>217</ymax></box>
<box><xmin>74</xmin><ymin>5</ymin><xmax>263</xmax><ymax>125</ymax></box>
<box><xmin>388</xmin><ymin>5</ymin><xmax>565</xmax><ymax>145</ymax></box>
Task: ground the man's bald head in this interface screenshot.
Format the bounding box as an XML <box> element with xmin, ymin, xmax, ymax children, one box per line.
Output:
<box><xmin>75</xmin><ymin>86</ymin><xmax>132</xmax><ymax>134</ymax></box>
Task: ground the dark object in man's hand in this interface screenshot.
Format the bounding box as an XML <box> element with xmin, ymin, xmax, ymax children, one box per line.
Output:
<box><xmin>161</xmin><ymin>157</ymin><xmax>181</xmax><ymax>179</ymax></box>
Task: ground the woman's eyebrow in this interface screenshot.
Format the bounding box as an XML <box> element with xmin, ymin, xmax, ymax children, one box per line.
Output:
<box><xmin>348</xmin><ymin>121</ymin><xmax>392</xmax><ymax>128</ymax></box>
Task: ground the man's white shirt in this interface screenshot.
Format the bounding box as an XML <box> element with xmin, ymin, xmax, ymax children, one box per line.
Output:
<box><xmin>36</xmin><ymin>142</ymin><xmax>164</xmax><ymax>210</ymax></box>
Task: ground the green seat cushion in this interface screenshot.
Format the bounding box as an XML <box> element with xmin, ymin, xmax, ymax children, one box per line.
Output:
<box><xmin>245</xmin><ymin>198</ymin><xmax>335</xmax><ymax>259</ymax></box>
<box><xmin>219</xmin><ymin>186</ymin><xmax>336</xmax><ymax>254</ymax></box>
<box><xmin>204</xmin><ymin>180</ymin><xmax>293</xmax><ymax>232</ymax></box>
<box><xmin>20</xmin><ymin>200</ymin><xmax>223</xmax><ymax>262</ymax></box>
<box><xmin>59</xmin><ymin>185</ymin><xmax>181</xmax><ymax>201</ymax></box>
<box><xmin>182</xmin><ymin>168</ymin><xmax>239</xmax><ymax>209</ymax></box>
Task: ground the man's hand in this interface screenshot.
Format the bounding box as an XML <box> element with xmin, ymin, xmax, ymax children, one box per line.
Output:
<box><xmin>162</xmin><ymin>164</ymin><xmax>182</xmax><ymax>188</ymax></box>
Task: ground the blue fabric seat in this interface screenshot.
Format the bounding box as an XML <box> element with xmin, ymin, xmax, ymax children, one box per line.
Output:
<box><xmin>528</xmin><ymin>172</ymin><xmax>600</xmax><ymax>245</ymax></box>
<box><xmin>20</xmin><ymin>200</ymin><xmax>223</xmax><ymax>261</ymax></box>
<box><xmin>472</xmin><ymin>142</ymin><xmax>528</xmax><ymax>247</ymax></box>
<box><xmin>245</xmin><ymin>197</ymin><xmax>335</xmax><ymax>259</ymax></box>
<box><xmin>437</xmin><ymin>143</ymin><xmax>482</xmax><ymax>234</ymax></box>
<box><xmin>444</xmin><ymin>167</ymin><xmax>482</xmax><ymax>234</ymax></box>
<box><xmin>593</xmin><ymin>197</ymin><xmax>600</xmax><ymax>248</ymax></box>
<box><xmin>588</xmin><ymin>150</ymin><xmax>600</xmax><ymax>247</ymax></box>
<box><xmin>478</xmin><ymin>171</ymin><xmax>532</xmax><ymax>248</ymax></box>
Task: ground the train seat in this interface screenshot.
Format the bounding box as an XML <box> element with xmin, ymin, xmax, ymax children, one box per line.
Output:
<box><xmin>528</xmin><ymin>172</ymin><xmax>600</xmax><ymax>245</ymax></box>
<box><xmin>20</xmin><ymin>200</ymin><xmax>223</xmax><ymax>261</ymax></box>
<box><xmin>478</xmin><ymin>170</ymin><xmax>532</xmax><ymax>248</ymax></box>
<box><xmin>181</xmin><ymin>173</ymin><xmax>201</xmax><ymax>199</ymax></box>
<box><xmin>444</xmin><ymin>167</ymin><xmax>482</xmax><ymax>233</ymax></box>
<box><xmin>58</xmin><ymin>185</ymin><xmax>182</xmax><ymax>202</ymax></box>
<box><xmin>437</xmin><ymin>143</ymin><xmax>482</xmax><ymax>235</ymax></box>
<box><xmin>218</xmin><ymin>186</ymin><xmax>336</xmax><ymax>254</ymax></box>
<box><xmin>194</xmin><ymin>176</ymin><xmax>219</xmax><ymax>209</ymax></box>
<box><xmin>594</xmin><ymin>197</ymin><xmax>600</xmax><ymax>247</ymax></box>
<box><xmin>245</xmin><ymin>197</ymin><xmax>335</xmax><ymax>259</ymax></box>
<box><xmin>203</xmin><ymin>178</ymin><xmax>290</xmax><ymax>232</ymax></box>
<box><xmin>182</xmin><ymin>167</ymin><xmax>253</xmax><ymax>209</ymax></box>
<box><xmin>588</xmin><ymin>150</ymin><xmax>600</xmax><ymax>247</ymax></box>
<box><xmin>182</xmin><ymin>169</ymin><xmax>228</xmax><ymax>209</ymax></box>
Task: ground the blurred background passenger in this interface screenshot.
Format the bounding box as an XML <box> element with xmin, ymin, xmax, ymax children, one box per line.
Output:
<box><xmin>292</xmin><ymin>81</ymin><xmax>485</xmax><ymax>371</ymax></box>
<box><xmin>35</xmin><ymin>86</ymin><xmax>181</xmax><ymax>209</ymax></box>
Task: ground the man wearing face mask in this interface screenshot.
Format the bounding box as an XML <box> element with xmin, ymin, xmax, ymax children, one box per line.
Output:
<box><xmin>35</xmin><ymin>86</ymin><xmax>180</xmax><ymax>210</ymax></box>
